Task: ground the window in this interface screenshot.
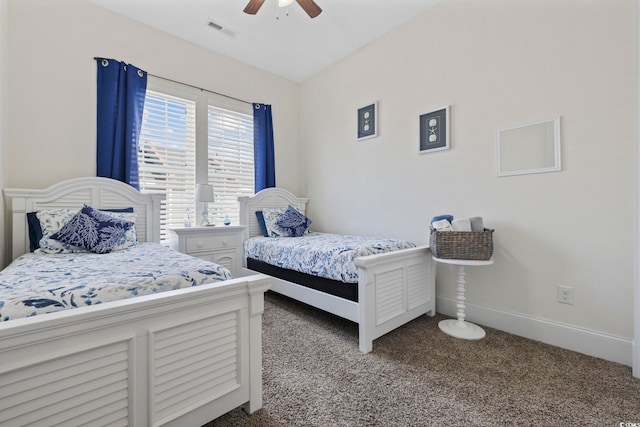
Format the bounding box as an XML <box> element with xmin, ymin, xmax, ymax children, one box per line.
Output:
<box><xmin>139</xmin><ymin>90</ymin><xmax>196</xmax><ymax>241</ymax></box>
<box><xmin>207</xmin><ymin>106</ymin><xmax>254</xmax><ymax>226</ymax></box>
<box><xmin>138</xmin><ymin>79</ymin><xmax>254</xmax><ymax>242</ymax></box>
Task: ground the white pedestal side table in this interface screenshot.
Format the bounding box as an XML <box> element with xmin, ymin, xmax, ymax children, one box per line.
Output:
<box><xmin>434</xmin><ymin>257</ymin><xmax>494</xmax><ymax>340</ymax></box>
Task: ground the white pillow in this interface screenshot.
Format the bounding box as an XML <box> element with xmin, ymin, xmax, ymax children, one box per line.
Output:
<box><xmin>37</xmin><ymin>209</ymin><xmax>87</xmax><ymax>254</ymax></box>
<box><xmin>261</xmin><ymin>207</ymin><xmax>288</xmax><ymax>237</ymax></box>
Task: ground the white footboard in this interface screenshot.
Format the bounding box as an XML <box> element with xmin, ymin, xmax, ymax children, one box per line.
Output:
<box><xmin>0</xmin><ymin>274</ymin><xmax>271</xmax><ymax>427</ymax></box>
<box><xmin>355</xmin><ymin>245</ymin><xmax>435</xmax><ymax>353</ymax></box>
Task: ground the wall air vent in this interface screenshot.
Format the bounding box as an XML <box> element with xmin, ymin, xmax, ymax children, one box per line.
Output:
<box><xmin>207</xmin><ymin>20</ymin><xmax>235</xmax><ymax>38</ymax></box>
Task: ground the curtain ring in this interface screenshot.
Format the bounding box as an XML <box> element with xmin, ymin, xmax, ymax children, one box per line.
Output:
<box><xmin>101</xmin><ymin>59</ymin><xmax>109</xmax><ymax>67</ymax></box>
<box><xmin>255</xmin><ymin>104</ymin><xmax>261</xmax><ymax>110</ymax></box>
<box><xmin>137</xmin><ymin>69</ymin><xmax>144</xmax><ymax>78</ymax></box>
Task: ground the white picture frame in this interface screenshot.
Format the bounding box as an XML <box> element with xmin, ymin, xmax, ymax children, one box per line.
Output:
<box><xmin>419</xmin><ymin>106</ymin><xmax>450</xmax><ymax>153</ymax></box>
<box><xmin>497</xmin><ymin>117</ymin><xmax>561</xmax><ymax>177</ymax></box>
<box><xmin>357</xmin><ymin>101</ymin><xmax>378</xmax><ymax>140</ymax></box>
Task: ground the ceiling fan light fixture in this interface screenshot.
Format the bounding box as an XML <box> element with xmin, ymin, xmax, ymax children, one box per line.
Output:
<box><xmin>243</xmin><ymin>0</ymin><xmax>322</xmax><ymax>18</ymax></box>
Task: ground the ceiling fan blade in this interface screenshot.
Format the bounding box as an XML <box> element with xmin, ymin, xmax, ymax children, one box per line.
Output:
<box><xmin>296</xmin><ymin>0</ymin><xmax>322</xmax><ymax>18</ymax></box>
<box><xmin>243</xmin><ymin>0</ymin><xmax>266</xmax><ymax>15</ymax></box>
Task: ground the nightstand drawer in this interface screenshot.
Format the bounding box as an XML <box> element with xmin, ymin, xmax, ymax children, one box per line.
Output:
<box><xmin>191</xmin><ymin>252</ymin><xmax>233</xmax><ymax>271</ymax></box>
<box><xmin>169</xmin><ymin>226</ymin><xmax>245</xmax><ymax>278</ymax></box>
<box><xmin>185</xmin><ymin>234</ymin><xmax>234</xmax><ymax>252</ymax></box>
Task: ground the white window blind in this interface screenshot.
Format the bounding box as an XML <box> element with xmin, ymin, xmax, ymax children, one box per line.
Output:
<box><xmin>139</xmin><ymin>90</ymin><xmax>196</xmax><ymax>241</ymax></box>
<box><xmin>207</xmin><ymin>105</ymin><xmax>254</xmax><ymax>226</ymax></box>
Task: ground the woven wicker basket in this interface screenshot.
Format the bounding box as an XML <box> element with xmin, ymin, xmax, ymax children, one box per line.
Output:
<box><xmin>429</xmin><ymin>228</ymin><xmax>494</xmax><ymax>260</ymax></box>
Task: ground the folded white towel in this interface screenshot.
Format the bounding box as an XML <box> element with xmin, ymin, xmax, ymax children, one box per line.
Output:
<box><xmin>470</xmin><ymin>217</ymin><xmax>484</xmax><ymax>232</ymax></box>
<box><xmin>432</xmin><ymin>219</ymin><xmax>453</xmax><ymax>231</ymax></box>
<box><xmin>451</xmin><ymin>218</ymin><xmax>472</xmax><ymax>232</ymax></box>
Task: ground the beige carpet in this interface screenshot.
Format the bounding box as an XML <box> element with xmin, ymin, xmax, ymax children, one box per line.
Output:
<box><xmin>206</xmin><ymin>292</ymin><xmax>640</xmax><ymax>426</ymax></box>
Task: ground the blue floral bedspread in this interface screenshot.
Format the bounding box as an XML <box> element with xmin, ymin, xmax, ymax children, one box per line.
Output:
<box><xmin>244</xmin><ymin>232</ymin><xmax>415</xmax><ymax>283</ymax></box>
<box><xmin>0</xmin><ymin>243</ymin><xmax>233</xmax><ymax>321</ymax></box>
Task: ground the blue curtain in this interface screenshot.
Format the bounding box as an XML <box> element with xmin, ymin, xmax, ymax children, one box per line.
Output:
<box><xmin>253</xmin><ymin>103</ymin><xmax>276</xmax><ymax>192</ymax></box>
<box><xmin>96</xmin><ymin>58</ymin><xmax>147</xmax><ymax>189</ymax></box>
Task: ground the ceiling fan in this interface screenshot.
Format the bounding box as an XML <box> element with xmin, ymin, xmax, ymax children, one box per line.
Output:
<box><xmin>243</xmin><ymin>0</ymin><xmax>323</xmax><ymax>19</ymax></box>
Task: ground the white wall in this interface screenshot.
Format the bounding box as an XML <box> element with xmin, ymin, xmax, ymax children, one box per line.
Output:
<box><xmin>6</xmin><ymin>0</ymin><xmax>300</xmax><ymax>193</ymax></box>
<box><xmin>300</xmin><ymin>0</ymin><xmax>638</xmax><ymax>363</ymax></box>
<box><xmin>0</xmin><ymin>0</ymin><xmax>7</xmax><ymax>267</ymax></box>
<box><xmin>635</xmin><ymin>0</ymin><xmax>640</xmax><ymax>378</ymax></box>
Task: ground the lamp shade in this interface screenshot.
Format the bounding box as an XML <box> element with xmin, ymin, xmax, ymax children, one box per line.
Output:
<box><xmin>195</xmin><ymin>184</ymin><xmax>215</xmax><ymax>203</ymax></box>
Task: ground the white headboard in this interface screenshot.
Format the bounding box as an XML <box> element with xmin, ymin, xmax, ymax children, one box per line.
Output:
<box><xmin>4</xmin><ymin>177</ymin><xmax>164</xmax><ymax>261</ymax></box>
<box><xmin>238</xmin><ymin>187</ymin><xmax>309</xmax><ymax>239</ymax></box>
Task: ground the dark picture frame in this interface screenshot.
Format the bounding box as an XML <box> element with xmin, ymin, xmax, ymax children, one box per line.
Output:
<box><xmin>419</xmin><ymin>106</ymin><xmax>450</xmax><ymax>153</ymax></box>
<box><xmin>357</xmin><ymin>102</ymin><xmax>378</xmax><ymax>140</ymax></box>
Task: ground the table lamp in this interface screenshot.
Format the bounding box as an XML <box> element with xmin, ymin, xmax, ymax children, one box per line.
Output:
<box><xmin>195</xmin><ymin>183</ymin><xmax>215</xmax><ymax>226</ymax></box>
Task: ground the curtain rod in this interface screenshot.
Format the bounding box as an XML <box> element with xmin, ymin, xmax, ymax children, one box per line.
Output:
<box><xmin>94</xmin><ymin>57</ymin><xmax>252</xmax><ymax>106</ymax></box>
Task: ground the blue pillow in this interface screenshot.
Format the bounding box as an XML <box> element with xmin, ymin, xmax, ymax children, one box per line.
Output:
<box><xmin>255</xmin><ymin>211</ymin><xmax>269</xmax><ymax>237</ymax></box>
<box><xmin>27</xmin><ymin>207</ymin><xmax>134</xmax><ymax>252</ymax></box>
<box><xmin>50</xmin><ymin>205</ymin><xmax>134</xmax><ymax>254</ymax></box>
<box><xmin>27</xmin><ymin>212</ymin><xmax>43</xmax><ymax>252</ymax></box>
<box><xmin>275</xmin><ymin>205</ymin><xmax>312</xmax><ymax>237</ymax></box>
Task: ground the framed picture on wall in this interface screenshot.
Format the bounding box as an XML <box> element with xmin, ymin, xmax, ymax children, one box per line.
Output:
<box><xmin>419</xmin><ymin>106</ymin><xmax>450</xmax><ymax>153</ymax></box>
<box><xmin>357</xmin><ymin>102</ymin><xmax>378</xmax><ymax>140</ymax></box>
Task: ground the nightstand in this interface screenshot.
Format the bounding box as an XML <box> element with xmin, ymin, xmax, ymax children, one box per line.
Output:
<box><xmin>169</xmin><ymin>226</ymin><xmax>245</xmax><ymax>277</ymax></box>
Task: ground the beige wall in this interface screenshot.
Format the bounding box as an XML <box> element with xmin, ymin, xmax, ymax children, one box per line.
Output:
<box><xmin>0</xmin><ymin>0</ymin><xmax>7</xmax><ymax>267</ymax></box>
<box><xmin>300</xmin><ymin>0</ymin><xmax>638</xmax><ymax>341</ymax></box>
<box><xmin>6</xmin><ymin>0</ymin><xmax>300</xmax><ymax>193</ymax></box>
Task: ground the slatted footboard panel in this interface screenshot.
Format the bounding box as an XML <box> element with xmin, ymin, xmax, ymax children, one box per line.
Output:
<box><xmin>356</xmin><ymin>246</ymin><xmax>435</xmax><ymax>352</ymax></box>
<box><xmin>374</xmin><ymin>269</ymin><xmax>405</xmax><ymax>325</ymax></box>
<box><xmin>0</xmin><ymin>339</ymin><xmax>133</xmax><ymax>427</ymax></box>
<box><xmin>151</xmin><ymin>311</ymin><xmax>243</xmax><ymax>426</ymax></box>
<box><xmin>407</xmin><ymin>262</ymin><xmax>431</xmax><ymax>310</ymax></box>
<box><xmin>374</xmin><ymin>262</ymin><xmax>431</xmax><ymax>325</ymax></box>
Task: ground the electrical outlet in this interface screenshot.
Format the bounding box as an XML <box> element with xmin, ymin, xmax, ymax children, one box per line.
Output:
<box><xmin>558</xmin><ymin>286</ymin><xmax>574</xmax><ymax>305</ymax></box>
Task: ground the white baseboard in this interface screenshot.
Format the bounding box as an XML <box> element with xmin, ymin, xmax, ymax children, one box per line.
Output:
<box><xmin>634</xmin><ymin>341</ymin><xmax>639</xmax><ymax>377</ymax></box>
<box><xmin>436</xmin><ymin>296</ymin><xmax>632</xmax><ymax>366</ymax></box>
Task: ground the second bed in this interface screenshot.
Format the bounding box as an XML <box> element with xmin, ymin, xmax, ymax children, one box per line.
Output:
<box><xmin>239</xmin><ymin>188</ymin><xmax>436</xmax><ymax>353</ymax></box>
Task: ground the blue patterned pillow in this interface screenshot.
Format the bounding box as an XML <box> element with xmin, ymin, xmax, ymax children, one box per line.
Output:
<box><xmin>37</xmin><ymin>208</ymin><xmax>89</xmax><ymax>254</ymax></box>
<box><xmin>51</xmin><ymin>205</ymin><xmax>134</xmax><ymax>254</ymax></box>
<box><xmin>275</xmin><ymin>205</ymin><xmax>312</xmax><ymax>237</ymax></box>
<box><xmin>29</xmin><ymin>207</ymin><xmax>135</xmax><ymax>253</ymax></box>
<box><xmin>262</xmin><ymin>207</ymin><xmax>287</xmax><ymax>237</ymax></box>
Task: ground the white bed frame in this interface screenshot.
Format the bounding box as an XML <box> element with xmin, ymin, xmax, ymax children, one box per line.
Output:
<box><xmin>239</xmin><ymin>188</ymin><xmax>436</xmax><ymax>353</ymax></box>
<box><xmin>1</xmin><ymin>177</ymin><xmax>271</xmax><ymax>427</ymax></box>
